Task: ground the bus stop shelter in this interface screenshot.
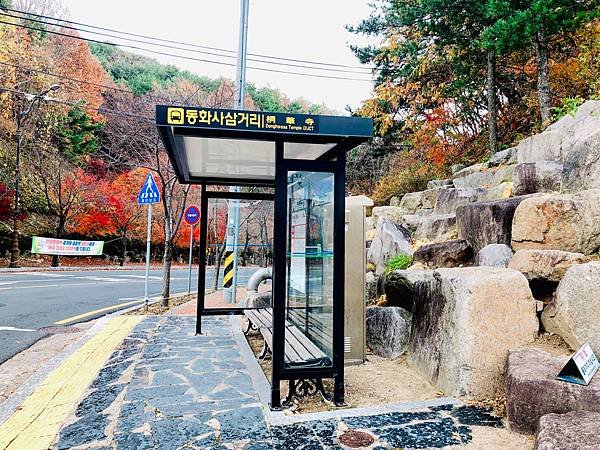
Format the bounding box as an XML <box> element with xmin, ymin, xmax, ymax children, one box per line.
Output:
<box><xmin>156</xmin><ymin>105</ymin><xmax>372</xmax><ymax>409</ymax></box>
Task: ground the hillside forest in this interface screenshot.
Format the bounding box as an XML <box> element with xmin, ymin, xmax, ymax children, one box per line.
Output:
<box><xmin>0</xmin><ymin>0</ymin><xmax>599</xmax><ymax>303</ymax></box>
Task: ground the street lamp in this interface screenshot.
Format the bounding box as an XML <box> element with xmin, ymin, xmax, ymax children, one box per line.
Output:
<box><xmin>7</xmin><ymin>83</ymin><xmax>60</xmax><ymax>268</ymax></box>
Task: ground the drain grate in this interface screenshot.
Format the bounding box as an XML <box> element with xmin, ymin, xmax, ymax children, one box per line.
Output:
<box><xmin>338</xmin><ymin>430</ymin><xmax>375</xmax><ymax>448</ymax></box>
<box><xmin>38</xmin><ymin>326</ymin><xmax>81</xmax><ymax>334</ymax></box>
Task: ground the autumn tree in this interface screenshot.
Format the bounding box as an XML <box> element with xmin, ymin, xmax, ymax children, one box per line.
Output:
<box><xmin>483</xmin><ymin>0</ymin><xmax>599</xmax><ymax>124</ymax></box>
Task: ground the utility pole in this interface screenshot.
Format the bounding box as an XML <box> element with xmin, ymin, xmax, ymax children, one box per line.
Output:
<box><xmin>223</xmin><ymin>0</ymin><xmax>249</xmax><ymax>303</ymax></box>
<box><xmin>6</xmin><ymin>84</ymin><xmax>60</xmax><ymax>268</ymax></box>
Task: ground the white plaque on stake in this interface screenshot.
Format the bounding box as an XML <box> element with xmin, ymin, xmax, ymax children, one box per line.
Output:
<box><xmin>557</xmin><ymin>343</ymin><xmax>600</xmax><ymax>386</ymax></box>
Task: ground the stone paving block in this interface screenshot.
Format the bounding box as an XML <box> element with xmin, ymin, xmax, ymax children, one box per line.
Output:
<box><xmin>125</xmin><ymin>384</ymin><xmax>190</xmax><ymax>401</ymax></box>
<box><xmin>56</xmin><ymin>413</ymin><xmax>109</xmax><ymax>449</ymax></box>
<box><xmin>373</xmin><ymin>418</ymin><xmax>464</xmax><ymax>448</ymax></box>
<box><xmin>90</xmin><ymin>361</ymin><xmax>131</xmax><ymax>388</ymax></box>
<box><xmin>151</xmin><ymin>416</ymin><xmax>214</xmax><ymax>450</ymax></box>
<box><xmin>215</xmin><ymin>405</ymin><xmax>270</xmax><ymax>442</ymax></box>
<box><xmin>74</xmin><ymin>384</ymin><xmax>124</xmax><ymax>417</ymax></box>
<box><xmin>345</xmin><ymin>410</ymin><xmax>438</xmax><ymax>429</ymax></box>
<box><xmin>449</xmin><ymin>405</ymin><xmax>504</xmax><ymax>428</ymax></box>
<box><xmin>114</xmin><ymin>431</ymin><xmax>155</xmax><ymax>450</ymax></box>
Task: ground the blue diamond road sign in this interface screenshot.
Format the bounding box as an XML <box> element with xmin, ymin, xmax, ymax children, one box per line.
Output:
<box><xmin>137</xmin><ymin>172</ymin><xmax>161</xmax><ymax>205</ymax></box>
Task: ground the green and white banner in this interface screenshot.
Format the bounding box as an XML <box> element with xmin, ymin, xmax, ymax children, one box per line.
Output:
<box><xmin>31</xmin><ymin>237</ymin><xmax>104</xmax><ymax>256</ymax></box>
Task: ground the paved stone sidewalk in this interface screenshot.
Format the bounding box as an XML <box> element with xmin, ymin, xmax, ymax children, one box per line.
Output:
<box><xmin>53</xmin><ymin>316</ymin><xmax>507</xmax><ymax>449</ymax></box>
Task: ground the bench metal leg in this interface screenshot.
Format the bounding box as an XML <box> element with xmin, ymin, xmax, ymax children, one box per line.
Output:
<box><xmin>281</xmin><ymin>378</ymin><xmax>332</xmax><ymax>407</ymax></box>
<box><xmin>243</xmin><ymin>320</ymin><xmax>258</xmax><ymax>335</ymax></box>
<box><xmin>258</xmin><ymin>343</ymin><xmax>271</xmax><ymax>360</ymax></box>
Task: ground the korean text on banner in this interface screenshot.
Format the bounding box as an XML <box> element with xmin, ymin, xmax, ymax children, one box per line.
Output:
<box><xmin>31</xmin><ymin>237</ymin><xmax>104</xmax><ymax>256</ymax></box>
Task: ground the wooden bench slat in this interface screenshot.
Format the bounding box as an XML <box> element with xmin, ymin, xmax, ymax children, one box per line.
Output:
<box><xmin>245</xmin><ymin>307</ymin><xmax>331</xmax><ymax>366</ymax></box>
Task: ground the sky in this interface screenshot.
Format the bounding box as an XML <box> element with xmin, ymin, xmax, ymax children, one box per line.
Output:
<box><xmin>60</xmin><ymin>0</ymin><xmax>378</xmax><ymax>114</ymax></box>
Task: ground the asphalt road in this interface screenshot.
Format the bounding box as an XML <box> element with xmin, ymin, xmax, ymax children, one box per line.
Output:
<box><xmin>0</xmin><ymin>266</ymin><xmax>256</xmax><ymax>363</ymax></box>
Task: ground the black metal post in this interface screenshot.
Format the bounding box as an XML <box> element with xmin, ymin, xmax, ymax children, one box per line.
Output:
<box><xmin>270</xmin><ymin>140</ymin><xmax>286</xmax><ymax>410</ymax></box>
<box><xmin>196</xmin><ymin>183</ymin><xmax>208</xmax><ymax>335</ymax></box>
<box><xmin>333</xmin><ymin>150</ymin><xmax>346</xmax><ymax>406</ymax></box>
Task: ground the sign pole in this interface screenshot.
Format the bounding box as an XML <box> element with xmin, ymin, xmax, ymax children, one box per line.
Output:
<box><xmin>137</xmin><ymin>172</ymin><xmax>160</xmax><ymax>310</ymax></box>
<box><xmin>183</xmin><ymin>205</ymin><xmax>200</xmax><ymax>296</ymax></box>
<box><xmin>144</xmin><ymin>203</ymin><xmax>152</xmax><ymax>310</ymax></box>
<box><xmin>187</xmin><ymin>223</ymin><xmax>194</xmax><ymax>294</ymax></box>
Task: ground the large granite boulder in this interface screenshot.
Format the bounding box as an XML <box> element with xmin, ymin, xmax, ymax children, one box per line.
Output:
<box><xmin>367</xmin><ymin>218</ymin><xmax>413</xmax><ymax>275</ymax></box>
<box><xmin>371</xmin><ymin>206</ymin><xmax>406</xmax><ymax>225</ymax></box>
<box><xmin>541</xmin><ymin>262</ymin><xmax>600</xmax><ymax>351</ymax></box>
<box><xmin>413</xmin><ymin>239</ymin><xmax>473</xmax><ymax>269</ymax></box>
<box><xmin>247</xmin><ymin>291</ymin><xmax>272</xmax><ymax>308</ymax></box>
<box><xmin>535</xmin><ymin>411</ymin><xmax>600</xmax><ymax>450</ymax></box>
<box><xmin>453</xmin><ymin>165</ymin><xmax>514</xmax><ymax>189</ymax></box>
<box><xmin>453</xmin><ymin>163</ymin><xmax>484</xmax><ymax>179</ymax></box>
<box><xmin>383</xmin><ymin>269</ymin><xmax>434</xmax><ymax>312</ymax></box>
<box><xmin>457</xmin><ymin>195</ymin><xmax>531</xmax><ymax>253</ymax></box>
<box><xmin>562</xmin><ymin>129</ymin><xmax>600</xmax><ymax>193</ymax></box>
<box><xmin>421</xmin><ymin>187</ymin><xmax>444</xmax><ymax>209</ymax></box>
<box><xmin>365</xmin><ymin>271</ymin><xmax>378</xmax><ymax>303</ymax></box>
<box><xmin>366</xmin><ymin>306</ymin><xmax>412</xmax><ymax>358</ymax></box>
<box><xmin>513</xmin><ymin>161</ymin><xmax>563</xmax><ymax>195</ymax></box>
<box><xmin>516</xmin><ymin>129</ymin><xmax>564</xmax><ymax>164</ymax></box>
<box><xmin>488</xmin><ymin>147</ymin><xmax>517</xmax><ymax>167</ymax></box>
<box><xmin>389</xmin><ymin>196</ymin><xmax>400</xmax><ymax>207</ymax></box>
<box><xmin>505</xmin><ymin>348</ymin><xmax>600</xmax><ymax>434</ymax></box>
<box><xmin>516</xmin><ymin>100</ymin><xmax>600</xmax><ymax>165</ymax></box>
<box><xmin>409</xmin><ymin>267</ymin><xmax>537</xmax><ymax>398</ymax></box>
<box><xmin>413</xmin><ymin>214</ymin><xmax>457</xmax><ymax>242</ymax></box>
<box><xmin>546</xmin><ymin>100</ymin><xmax>600</xmax><ymax>155</ymax></box>
<box><xmin>508</xmin><ymin>249</ymin><xmax>589</xmax><ymax>283</ymax></box>
<box><xmin>479</xmin><ymin>181</ymin><xmax>513</xmax><ymax>202</ymax></box>
<box><xmin>434</xmin><ymin>187</ymin><xmax>485</xmax><ymax>215</ymax></box>
<box><xmin>399</xmin><ymin>192</ymin><xmax>424</xmax><ymax>214</ymax></box>
<box><xmin>511</xmin><ymin>190</ymin><xmax>600</xmax><ymax>255</ymax></box>
<box><xmin>475</xmin><ymin>244</ymin><xmax>513</xmax><ymax>268</ymax></box>
<box><xmin>427</xmin><ymin>179</ymin><xmax>453</xmax><ymax>189</ymax></box>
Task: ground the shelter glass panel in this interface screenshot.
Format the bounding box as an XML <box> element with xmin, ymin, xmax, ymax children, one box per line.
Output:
<box><xmin>203</xmin><ymin>197</ymin><xmax>273</xmax><ymax>309</ymax></box>
<box><xmin>284</xmin><ymin>171</ymin><xmax>334</xmax><ymax>368</ymax></box>
<box><xmin>284</xmin><ymin>142</ymin><xmax>336</xmax><ymax>160</ymax></box>
<box><xmin>175</xmin><ymin>135</ymin><xmax>275</xmax><ymax>180</ymax></box>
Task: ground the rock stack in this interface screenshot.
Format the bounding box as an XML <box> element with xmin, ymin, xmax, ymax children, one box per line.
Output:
<box><xmin>364</xmin><ymin>100</ymin><xmax>600</xmax><ymax>440</ymax></box>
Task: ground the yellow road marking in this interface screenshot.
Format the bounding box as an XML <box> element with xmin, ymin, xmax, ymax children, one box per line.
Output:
<box><xmin>224</xmin><ymin>252</ymin><xmax>234</xmax><ymax>267</ymax></box>
<box><xmin>0</xmin><ymin>316</ymin><xmax>142</xmax><ymax>450</ymax></box>
<box><xmin>54</xmin><ymin>299</ymin><xmax>145</xmax><ymax>325</ymax></box>
<box><xmin>223</xmin><ymin>270</ymin><xmax>234</xmax><ymax>285</ymax></box>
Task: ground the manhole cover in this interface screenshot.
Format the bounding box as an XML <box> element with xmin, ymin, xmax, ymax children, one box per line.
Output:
<box><xmin>38</xmin><ymin>326</ymin><xmax>81</xmax><ymax>334</ymax></box>
<box><xmin>338</xmin><ymin>430</ymin><xmax>375</xmax><ymax>448</ymax></box>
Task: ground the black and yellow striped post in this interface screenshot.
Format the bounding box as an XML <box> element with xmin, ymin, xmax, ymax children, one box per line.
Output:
<box><xmin>223</xmin><ymin>250</ymin><xmax>235</xmax><ymax>289</ymax></box>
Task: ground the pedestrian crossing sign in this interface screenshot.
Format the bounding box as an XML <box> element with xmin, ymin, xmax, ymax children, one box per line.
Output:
<box><xmin>137</xmin><ymin>172</ymin><xmax>161</xmax><ymax>205</ymax></box>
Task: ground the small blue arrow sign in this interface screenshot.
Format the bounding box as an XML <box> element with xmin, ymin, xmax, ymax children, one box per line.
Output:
<box><xmin>137</xmin><ymin>173</ymin><xmax>161</xmax><ymax>205</ymax></box>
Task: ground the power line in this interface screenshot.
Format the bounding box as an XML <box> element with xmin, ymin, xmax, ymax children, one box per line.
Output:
<box><xmin>0</xmin><ymin>19</ymin><xmax>372</xmax><ymax>82</ymax></box>
<box><xmin>0</xmin><ymin>60</ymin><xmax>170</xmax><ymax>102</ymax></box>
<box><xmin>2</xmin><ymin>6</ymin><xmax>373</xmax><ymax>71</ymax></box>
<box><xmin>0</xmin><ymin>85</ymin><xmax>154</xmax><ymax>121</ymax></box>
<box><xmin>0</xmin><ymin>10</ymin><xmax>370</xmax><ymax>75</ymax></box>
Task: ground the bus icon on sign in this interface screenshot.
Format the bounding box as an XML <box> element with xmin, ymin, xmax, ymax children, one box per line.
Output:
<box><xmin>167</xmin><ymin>107</ymin><xmax>184</xmax><ymax>125</ymax></box>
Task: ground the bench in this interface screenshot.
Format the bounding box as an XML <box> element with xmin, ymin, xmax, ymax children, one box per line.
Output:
<box><xmin>287</xmin><ymin>307</ymin><xmax>333</xmax><ymax>355</ymax></box>
<box><xmin>244</xmin><ymin>308</ymin><xmax>331</xmax><ymax>369</ymax></box>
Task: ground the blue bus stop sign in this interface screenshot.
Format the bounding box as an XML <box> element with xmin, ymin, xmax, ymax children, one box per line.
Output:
<box><xmin>137</xmin><ymin>173</ymin><xmax>161</xmax><ymax>205</ymax></box>
<box><xmin>184</xmin><ymin>205</ymin><xmax>200</xmax><ymax>226</ymax></box>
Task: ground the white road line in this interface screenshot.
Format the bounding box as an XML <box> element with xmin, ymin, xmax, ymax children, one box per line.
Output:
<box><xmin>119</xmin><ymin>275</ymin><xmax>163</xmax><ymax>280</ymax></box>
<box><xmin>28</xmin><ymin>273</ymin><xmax>75</xmax><ymax>278</ymax></box>
<box><xmin>0</xmin><ymin>326</ymin><xmax>36</xmax><ymax>332</ymax></box>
